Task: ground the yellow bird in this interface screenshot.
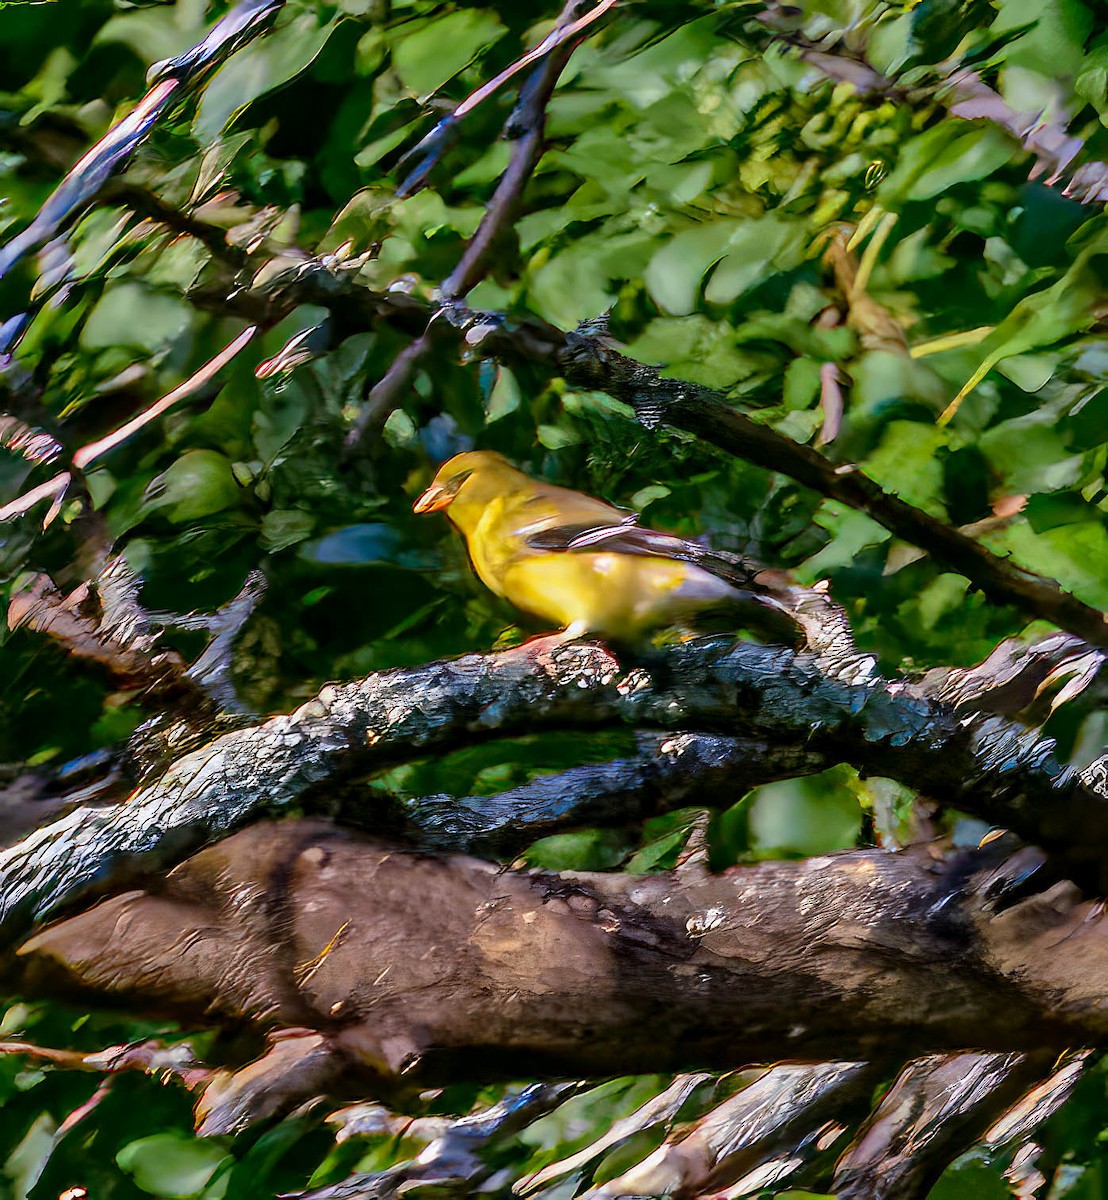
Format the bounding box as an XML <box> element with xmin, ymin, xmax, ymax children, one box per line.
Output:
<box><xmin>413</xmin><ymin>450</ymin><xmax>782</xmax><ymax>642</ymax></box>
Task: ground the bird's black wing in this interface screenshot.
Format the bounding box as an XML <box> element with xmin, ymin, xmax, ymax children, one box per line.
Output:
<box><xmin>526</xmin><ymin>520</ymin><xmax>762</xmax><ymax>589</ymax></box>
<box><xmin>526</xmin><ymin>518</ymin><xmax>689</xmax><ymax>557</ymax></box>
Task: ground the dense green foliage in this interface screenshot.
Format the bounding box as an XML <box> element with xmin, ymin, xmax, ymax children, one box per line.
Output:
<box><xmin>0</xmin><ymin>0</ymin><xmax>1107</xmax><ymax>1194</ymax></box>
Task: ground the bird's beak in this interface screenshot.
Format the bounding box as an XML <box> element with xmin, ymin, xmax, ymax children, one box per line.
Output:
<box><xmin>413</xmin><ymin>484</ymin><xmax>452</xmax><ymax>514</ymax></box>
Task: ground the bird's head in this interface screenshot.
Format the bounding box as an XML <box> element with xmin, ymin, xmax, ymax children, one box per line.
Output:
<box><xmin>413</xmin><ymin>450</ymin><xmax>520</xmax><ymax>525</ymax></box>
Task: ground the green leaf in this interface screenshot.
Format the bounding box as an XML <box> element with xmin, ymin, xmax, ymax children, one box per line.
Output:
<box><xmin>863</xmin><ymin>420</ymin><xmax>950</xmax><ymax>515</ymax></box>
<box><xmin>748</xmin><ymin>772</ymin><xmax>863</xmax><ymax>857</ymax></box>
<box><xmin>194</xmin><ymin>12</ymin><xmax>338</xmax><ymax>142</ymax></box>
<box><xmin>486</xmin><ymin>366</ymin><xmax>522</xmax><ymax>423</ymax></box>
<box><xmin>879</xmin><ymin>122</ymin><xmax>1016</xmax><ymax>205</ymax></box>
<box><xmin>993</xmin><ymin>0</ymin><xmax>1093</xmax><ymax>77</ymax></box>
<box><xmin>783</xmin><ymin>357</ymin><xmax>822</xmax><ymax>410</ymax></box>
<box><xmin>260</xmin><ymin>508</ymin><xmax>314</xmax><ymax>552</ymax></box>
<box><xmin>645</xmin><ymin>220</ymin><xmax>743</xmax><ymax>316</ymax></box>
<box><xmin>391</xmin><ymin>9</ymin><xmax>506</xmax><ymax>100</ymax></box>
<box><xmin>944</xmin><ymin>242</ymin><xmax>1108</xmax><ymax>418</ymax></box>
<box><xmin>150</xmin><ymin>450</ymin><xmax>243</xmax><ymax>523</ymax></box>
<box><xmin>80</xmin><ymin>284</ymin><xmax>191</xmax><ymax>355</ymax></box>
<box><xmin>645</xmin><ymin>215</ymin><xmax>803</xmax><ymax>315</ymax></box>
<box><xmin>703</xmin><ymin>217</ymin><xmax>805</xmax><ymax>305</ymax></box>
<box><xmin>1075</xmin><ymin>41</ymin><xmax>1108</xmax><ymax>123</ymax></box>
<box><xmin>990</xmin><ymin>520</ymin><xmax>1108</xmax><ymax>607</ymax></box>
<box><xmin>117</xmin><ymin>1132</ymin><xmax>230</xmax><ymax>1199</ymax></box>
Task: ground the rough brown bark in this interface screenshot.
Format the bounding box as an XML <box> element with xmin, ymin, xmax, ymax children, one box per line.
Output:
<box><xmin>14</xmin><ymin>818</ymin><xmax>1108</xmax><ymax>1133</ymax></box>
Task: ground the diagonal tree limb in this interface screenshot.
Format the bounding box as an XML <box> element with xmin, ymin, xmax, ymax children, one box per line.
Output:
<box><xmin>182</xmin><ymin>253</ymin><xmax>1108</xmax><ymax>647</ymax></box>
<box><xmin>547</xmin><ymin>327</ymin><xmax>1108</xmax><ymax>649</ymax></box>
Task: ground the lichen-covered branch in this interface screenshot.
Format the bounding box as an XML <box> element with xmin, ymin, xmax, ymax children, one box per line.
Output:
<box><xmin>0</xmin><ymin>632</ymin><xmax>1103</xmax><ymax>947</ymax></box>
<box><xmin>405</xmin><ymin>731</ymin><xmax>827</xmax><ymax>857</ymax></box>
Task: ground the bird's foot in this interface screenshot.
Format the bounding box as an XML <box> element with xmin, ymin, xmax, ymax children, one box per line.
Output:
<box><xmin>520</xmin><ymin>623</ymin><xmax>589</xmax><ymax>670</ymax></box>
<box><xmin>517</xmin><ymin>624</ymin><xmax>621</xmax><ymax>686</ymax></box>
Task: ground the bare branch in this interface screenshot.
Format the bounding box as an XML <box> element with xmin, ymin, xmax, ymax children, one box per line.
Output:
<box><xmin>0</xmin><ymin>80</ymin><xmax>182</xmax><ymax>281</ymax></box>
<box><xmin>406</xmin><ymin>731</ymin><xmax>827</xmax><ymax>857</ymax></box>
<box><xmin>302</xmin><ymin>1084</ymin><xmax>585</xmax><ymax>1200</ymax></box>
<box><xmin>17</xmin><ymin>821</ymin><xmax>1108</xmax><ymax>1095</ymax></box>
<box><xmin>5</xmin><ymin>559</ymin><xmax>264</xmax><ymax>732</ymax></box>
<box><xmin>832</xmin><ymin>1052</ymin><xmax>1058</xmax><ymax>1200</ymax></box>
<box><xmin>395</xmin><ymin>0</ymin><xmax>618</xmax><ymax>197</ymax></box>
<box><xmin>71</xmin><ymin>325</ymin><xmax>258</xmax><ymax>470</ymax></box>
<box><xmin>587</xmin><ymin>1062</ymin><xmax>880</xmax><ymax>1199</ymax></box>
<box><xmin>345</xmin><ymin>0</ymin><xmax>591</xmax><ymax>451</ymax></box>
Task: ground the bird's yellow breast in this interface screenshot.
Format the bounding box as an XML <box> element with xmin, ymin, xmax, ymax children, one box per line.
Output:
<box><xmin>501</xmin><ymin>553</ymin><xmax>735</xmax><ymax>639</ymax></box>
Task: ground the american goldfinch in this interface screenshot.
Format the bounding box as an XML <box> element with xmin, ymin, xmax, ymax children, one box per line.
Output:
<box><xmin>413</xmin><ymin>450</ymin><xmax>782</xmax><ymax>642</ymax></box>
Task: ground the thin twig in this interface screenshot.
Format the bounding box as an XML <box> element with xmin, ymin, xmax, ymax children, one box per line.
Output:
<box><xmin>72</xmin><ymin>325</ymin><xmax>257</xmax><ymax>469</ymax></box>
<box><xmin>98</xmin><ymin>180</ymin><xmax>248</xmax><ymax>267</ymax></box>
<box><xmin>345</xmin><ymin>1</ymin><xmax>589</xmax><ymax>452</ymax></box>
<box><xmin>0</xmin><ymin>470</ymin><xmax>71</xmax><ymax>524</ymax></box>
<box><xmin>456</xmin><ymin>0</ymin><xmax>617</xmax><ymax>121</ymax></box>
<box><xmin>395</xmin><ymin>0</ymin><xmax>618</xmax><ymax>196</ymax></box>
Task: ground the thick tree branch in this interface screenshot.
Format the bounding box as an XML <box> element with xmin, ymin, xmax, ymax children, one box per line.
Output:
<box><xmin>0</xmin><ymin>633</ymin><xmax>1103</xmax><ymax>948</ymax></box>
<box><xmin>17</xmin><ymin>821</ymin><xmax>1108</xmax><ymax>1100</ymax></box>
